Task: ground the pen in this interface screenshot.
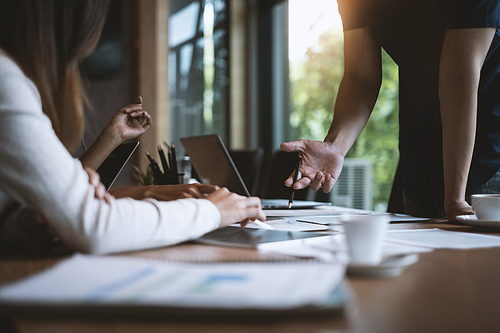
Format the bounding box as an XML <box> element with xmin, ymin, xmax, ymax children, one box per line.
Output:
<box><xmin>163</xmin><ymin>142</ymin><xmax>172</xmax><ymax>176</ymax></box>
<box><xmin>288</xmin><ymin>152</ymin><xmax>303</xmax><ymax>209</ymax></box>
<box><xmin>171</xmin><ymin>143</ymin><xmax>179</xmax><ymax>184</ymax></box>
<box><xmin>146</xmin><ymin>150</ymin><xmax>162</xmax><ymax>185</ymax></box>
<box><xmin>158</xmin><ymin>145</ymin><xmax>170</xmax><ymax>176</ymax></box>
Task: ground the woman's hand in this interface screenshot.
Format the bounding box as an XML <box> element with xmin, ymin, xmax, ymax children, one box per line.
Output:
<box><xmin>110</xmin><ymin>184</ymin><xmax>219</xmax><ymax>201</ymax></box>
<box><xmin>84</xmin><ymin>167</ymin><xmax>114</xmax><ymax>204</ymax></box>
<box><xmin>104</xmin><ymin>96</ymin><xmax>152</xmax><ymax>143</ymax></box>
<box><xmin>79</xmin><ymin>96</ymin><xmax>153</xmax><ymax>171</ymax></box>
<box><xmin>206</xmin><ymin>188</ymin><xmax>266</xmax><ymax>227</ymax></box>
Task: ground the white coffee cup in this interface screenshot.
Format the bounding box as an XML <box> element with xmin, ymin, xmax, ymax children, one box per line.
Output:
<box><xmin>341</xmin><ymin>214</ymin><xmax>390</xmax><ymax>266</ymax></box>
<box><xmin>471</xmin><ymin>194</ymin><xmax>500</xmax><ymax>220</ymax></box>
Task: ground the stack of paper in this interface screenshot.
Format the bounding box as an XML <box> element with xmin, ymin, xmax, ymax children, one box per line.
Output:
<box><xmin>0</xmin><ymin>255</ymin><xmax>346</xmax><ymax>312</ymax></box>
<box><xmin>385</xmin><ymin>228</ymin><xmax>500</xmax><ymax>249</ymax></box>
<box><xmin>264</xmin><ymin>228</ymin><xmax>500</xmax><ymax>262</ymax></box>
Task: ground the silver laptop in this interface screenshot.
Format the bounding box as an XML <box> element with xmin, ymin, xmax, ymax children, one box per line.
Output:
<box><xmin>180</xmin><ymin>134</ymin><xmax>331</xmax><ymax>209</ymax></box>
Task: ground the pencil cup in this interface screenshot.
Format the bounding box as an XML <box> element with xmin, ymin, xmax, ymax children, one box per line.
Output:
<box><xmin>341</xmin><ymin>214</ymin><xmax>390</xmax><ymax>266</ymax></box>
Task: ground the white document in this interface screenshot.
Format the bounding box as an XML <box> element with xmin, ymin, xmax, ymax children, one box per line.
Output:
<box><xmin>296</xmin><ymin>215</ymin><xmax>362</xmax><ymax>226</ymax></box>
<box><xmin>385</xmin><ymin>228</ymin><xmax>500</xmax><ymax>249</ymax></box>
<box><xmin>263</xmin><ymin>234</ymin><xmax>432</xmax><ymax>262</ymax></box>
<box><xmin>264</xmin><ymin>206</ymin><xmax>373</xmax><ymax>218</ymax></box>
<box><xmin>233</xmin><ymin>219</ymin><xmax>330</xmax><ymax>232</ymax></box>
<box><xmin>297</xmin><ymin>213</ymin><xmax>431</xmax><ymax>226</ymax></box>
<box><xmin>0</xmin><ymin>255</ymin><xmax>346</xmax><ymax>310</ymax></box>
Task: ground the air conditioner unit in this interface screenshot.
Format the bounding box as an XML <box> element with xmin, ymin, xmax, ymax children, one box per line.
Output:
<box><xmin>330</xmin><ymin>158</ymin><xmax>372</xmax><ymax>210</ymax></box>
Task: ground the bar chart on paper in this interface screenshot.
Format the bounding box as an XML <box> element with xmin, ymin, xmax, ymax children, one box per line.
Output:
<box><xmin>0</xmin><ymin>255</ymin><xmax>346</xmax><ymax>310</ymax></box>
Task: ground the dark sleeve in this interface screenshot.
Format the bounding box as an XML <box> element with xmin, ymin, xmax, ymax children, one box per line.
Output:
<box><xmin>446</xmin><ymin>0</ymin><xmax>500</xmax><ymax>29</ymax></box>
<box><xmin>337</xmin><ymin>0</ymin><xmax>368</xmax><ymax>31</ymax></box>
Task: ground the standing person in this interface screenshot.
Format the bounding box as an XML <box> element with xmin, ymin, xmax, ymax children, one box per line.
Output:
<box><xmin>281</xmin><ymin>0</ymin><xmax>500</xmax><ymax>221</ymax></box>
<box><xmin>0</xmin><ymin>0</ymin><xmax>265</xmax><ymax>253</ymax></box>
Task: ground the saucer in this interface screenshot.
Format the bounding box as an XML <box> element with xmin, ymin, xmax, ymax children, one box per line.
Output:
<box><xmin>347</xmin><ymin>253</ymin><xmax>419</xmax><ymax>278</ymax></box>
<box><xmin>456</xmin><ymin>215</ymin><xmax>500</xmax><ymax>231</ymax></box>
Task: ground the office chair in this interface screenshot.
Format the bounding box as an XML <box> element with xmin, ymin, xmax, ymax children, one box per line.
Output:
<box><xmin>228</xmin><ymin>148</ymin><xmax>264</xmax><ymax>196</ymax></box>
<box><xmin>259</xmin><ymin>150</ymin><xmax>314</xmax><ymax>200</ymax></box>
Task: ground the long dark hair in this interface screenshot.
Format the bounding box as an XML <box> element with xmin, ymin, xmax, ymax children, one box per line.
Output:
<box><xmin>0</xmin><ymin>0</ymin><xmax>111</xmax><ymax>151</ymax></box>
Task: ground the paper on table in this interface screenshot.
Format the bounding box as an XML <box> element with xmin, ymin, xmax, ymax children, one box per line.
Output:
<box><xmin>0</xmin><ymin>255</ymin><xmax>346</xmax><ymax>310</ymax></box>
<box><xmin>264</xmin><ymin>206</ymin><xmax>373</xmax><ymax>218</ymax></box>
<box><xmin>263</xmin><ymin>234</ymin><xmax>431</xmax><ymax>262</ymax></box>
<box><xmin>297</xmin><ymin>213</ymin><xmax>432</xmax><ymax>226</ymax></box>
<box><xmin>297</xmin><ymin>215</ymin><xmax>364</xmax><ymax>226</ymax></box>
<box><xmin>232</xmin><ymin>219</ymin><xmax>330</xmax><ymax>232</ymax></box>
<box><xmin>385</xmin><ymin>228</ymin><xmax>500</xmax><ymax>249</ymax></box>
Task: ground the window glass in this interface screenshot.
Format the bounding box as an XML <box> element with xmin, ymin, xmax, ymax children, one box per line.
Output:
<box><xmin>169</xmin><ymin>2</ymin><xmax>200</xmax><ymax>48</ymax></box>
<box><xmin>288</xmin><ymin>0</ymin><xmax>399</xmax><ymax>211</ymax></box>
<box><xmin>169</xmin><ymin>0</ymin><xmax>229</xmax><ymax>156</ymax></box>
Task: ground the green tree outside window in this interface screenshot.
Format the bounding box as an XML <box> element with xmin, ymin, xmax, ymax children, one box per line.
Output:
<box><xmin>289</xmin><ymin>28</ymin><xmax>399</xmax><ymax>210</ymax></box>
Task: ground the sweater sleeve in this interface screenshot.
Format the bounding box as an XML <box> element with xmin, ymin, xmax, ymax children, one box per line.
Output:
<box><xmin>0</xmin><ymin>59</ymin><xmax>220</xmax><ymax>254</ymax></box>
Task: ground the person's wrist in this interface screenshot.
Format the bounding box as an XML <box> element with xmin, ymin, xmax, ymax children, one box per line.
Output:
<box><xmin>444</xmin><ymin>186</ymin><xmax>466</xmax><ymax>205</ymax></box>
<box><xmin>322</xmin><ymin>138</ymin><xmax>348</xmax><ymax>159</ymax></box>
<box><xmin>101</xmin><ymin>125</ymin><xmax>124</xmax><ymax>147</ymax></box>
<box><xmin>444</xmin><ymin>193</ymin><xmax>467</xmax><ymax>214</ymax></box>
<box><xmin>323</xmin><ymin>133</ymin><xmax>349</xmax><ymax>157</ymax></box>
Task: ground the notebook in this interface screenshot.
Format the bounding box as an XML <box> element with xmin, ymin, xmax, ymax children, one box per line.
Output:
<box><xmin>180</xmin><ymin>134</ymin><xmax>331</xmax><ymax>209</ymax></box>
<box><xmin>96</xmin><ymin>142</ymin><xmax>139</xmax><ymax>190</ymax></box>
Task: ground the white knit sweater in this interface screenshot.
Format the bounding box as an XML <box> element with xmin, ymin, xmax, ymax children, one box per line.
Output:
<box><xmin>0</xmin><ymin>49</ymin><xmax>220</xmax><ymax>254</ymax></box>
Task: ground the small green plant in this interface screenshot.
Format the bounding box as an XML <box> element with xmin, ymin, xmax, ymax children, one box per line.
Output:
<box><xmin>132</xmin><ymin>165</ymin><xmax>154</xmax><ymax>186</ymax></box>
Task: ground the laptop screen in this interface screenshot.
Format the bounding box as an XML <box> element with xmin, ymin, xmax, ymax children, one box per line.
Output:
<box><xmin>181</xmin><ymin>135</ymin><xmax>250</xmax><ymax>196</ymax></box>
<box><xmin>96</xmin><ymin>142</ymin><xmax>139</xmax><ymax>190</ymax></box>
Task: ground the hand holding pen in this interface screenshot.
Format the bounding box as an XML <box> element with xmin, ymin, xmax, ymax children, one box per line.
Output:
<box><xmin>281</xmin><ymin>140</ymin><xmax>342</xmax><ymax>193</ymax></box>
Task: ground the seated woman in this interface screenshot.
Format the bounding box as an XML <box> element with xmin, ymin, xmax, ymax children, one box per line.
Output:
<box><xmin>0</xmin><ymin>0</ymin><xmax>265</xmax><ymax>254</ymax></box>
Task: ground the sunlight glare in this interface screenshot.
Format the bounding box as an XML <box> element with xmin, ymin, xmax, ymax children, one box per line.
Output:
<box><xmin>288</xmin><ymin>0</ymin><xmax>342</xmax><ymax>63</ymax></box>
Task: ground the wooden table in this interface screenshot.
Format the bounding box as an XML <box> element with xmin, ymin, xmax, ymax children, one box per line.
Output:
<box><xmin>1</xmin><ymin>222</ymin><xmax>500</xmax><ymax>333</ymax></box>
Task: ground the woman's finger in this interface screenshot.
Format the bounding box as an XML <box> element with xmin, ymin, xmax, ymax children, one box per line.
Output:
<box><xmin>95</xmin><ymin>182</ymin><xmax>107</xmax><ymax>200</ymax></box>
<box><xmin>104</xmin><ymin>192</ymin><xmax>114</xmax><ymax>204</ymax></box>
<box><xmin>84</xmin><ymin>167</ymin><xmax>100</xmax><ymax>186</ymax></box>
<box><xmin>128</xmin><ymin>117</ymin><xmax>144</xmax><ymax>131</ymax></box>
<box><xmin>244</xmin><ymin>196</ymin><xmax>262</xmax><ymax>208</ymax></box>
<box><xmin>122</xmin><ymin>105</ymin><xmax>143</xmax><ymax>113</ymax></box>
<box><xmin>187</xmin><ymin>187</ymin><xmax>205</xmax><ymax>198</ymax></box>
<box><xmin>142</xmin><ymin>112</ymin><xmax>153</xmax><ymax>129</ymax></box>
<box><xmin>129</xmin><ymin>111</ymin><xmax>152</xmax><ymax>126</ymax></box>
<box><xmin>197</xmin><ymin>184</ymin><xmax>219</xmax><ymax>194</ymax></box>
<box><xmin>246</xmin><ymin>207</ymin><xmax>266</xmax><ymax>221</ymax></box>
